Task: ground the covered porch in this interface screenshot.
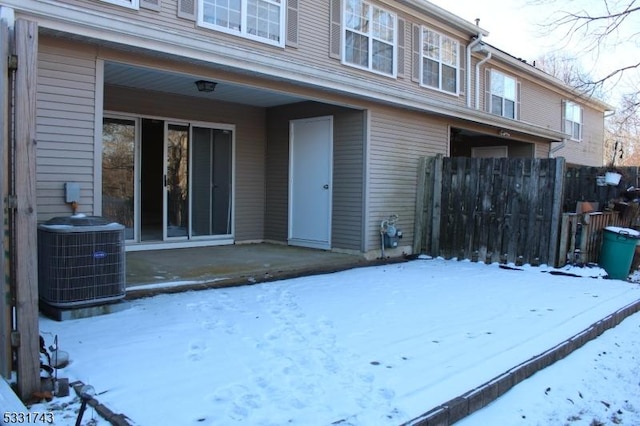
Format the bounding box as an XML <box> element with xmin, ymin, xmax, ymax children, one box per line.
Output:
<box><xmin>37</xmin><ymin>33</ymin><xmax>368</xmax><ymax>255</ymax></box>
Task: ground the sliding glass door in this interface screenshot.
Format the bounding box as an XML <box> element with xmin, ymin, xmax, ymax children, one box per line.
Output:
<box><xmin>192</xmin><ymin>127</ymin><xmax>232</xmax><ymax>237</ymax></box>
<box><xmin>102</xmin><ymin>117</ymin><xmax>233</xmax><ymax>244</ymax></box>
<box><xmin>102</xmin><ymin>117</ymin><xmax>136</xmax><ymax>240</ymax></box>
<box><xmin>165</xmin><ymin>124</ymin><xmax>189</xmax><ymax>239</ymax></box>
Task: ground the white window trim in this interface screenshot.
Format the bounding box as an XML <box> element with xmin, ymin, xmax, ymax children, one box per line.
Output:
<box><xmin>564</xmin><ymin>101</ymin><xmax>583</xmax><ymax>142</ymax></box>
<box><xmin>198</xmin><ymin>0</ymin><xmax>286</xmax><ymax>48</ymax></box>
<box><xmin>100</xmin><ymin>0</ymin><xmax>140</xmax><ymax>9</ymax></box>
<box><xmin>490</xmin><ymin>70</ymin><xmax>517</xmax><ymax>119</ymax></box>
<box><xmin>419</xmin><ymin>27</ymin><xmax>460</xmax><ymax>95</ymax></box>
<box><xmin>341</xmin><ymin>0</ymin><xmax>397</xmax><ymax>78</ymax></box>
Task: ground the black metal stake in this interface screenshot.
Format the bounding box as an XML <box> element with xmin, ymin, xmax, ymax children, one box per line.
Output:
<box><xmin>74</xmin><ymin>384</ymin><xmax>95</xmax><ymax>426</ymax></box>
<box><xmin>75</xmin><ymin>397</ymin><xmax>89</xmax><ymax>426</ymax></box>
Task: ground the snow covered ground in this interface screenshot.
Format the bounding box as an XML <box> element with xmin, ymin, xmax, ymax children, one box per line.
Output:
<box><xmin>458</xmin><ymin>310</ymin><xmax>640</xmax><ymax>425</ymax></box>
<box><xmin>30</xmin><ymin>258</ymin><xmax>640</xmax><ymax>425</ymax></box>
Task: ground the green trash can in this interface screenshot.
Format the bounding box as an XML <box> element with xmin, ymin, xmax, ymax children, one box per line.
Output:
<box><xmin>599</xmin><ymin>226</ymin><xmax>640</xmax><ymax>280</ymax></box>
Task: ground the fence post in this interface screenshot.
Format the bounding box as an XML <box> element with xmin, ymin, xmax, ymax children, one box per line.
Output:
<box><xmin>413</xmin><ymin>157</ymin><xmax>428</xmax><ymax>255</ymax></box>
<box><xmin>548</xmin><ymin>157</ymin><xmax>566</xmax><ymax>267</ymax></box>
<box><xmin>0</xmin><ymin>16</ymin><xmax>9</xmax><ymax>380</ymax></box>
<box><xmin>13</xmin><ymin>18</ymin><xmax>40</xmax><ymax>401</ymax></box>
<box><xmin>557</xmin><ymin>213</ymin><xmax>570</xmax><ymax>267</ymax></box>
<box><xmin>431</xmin><ymin>154</ymin><xmax>444</xmax><ymax>257</ymax></box>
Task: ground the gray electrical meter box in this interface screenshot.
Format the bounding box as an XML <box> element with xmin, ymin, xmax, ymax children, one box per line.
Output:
<box><xmin>65</xmin><ymin>182</ymin><xmax>81</xmax><ymax>203</ymax></box>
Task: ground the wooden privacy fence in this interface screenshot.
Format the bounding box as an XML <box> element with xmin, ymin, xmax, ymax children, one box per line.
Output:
<box><xmin>563</xmin><ymin>166</ymin><xmax>639</xmax><ymax>212</ymax></box>
<box><xmin>414</xmin><ymin>155</ymin><xmax>565</xmax><ymax>266</ymax></box>
<box><xmin>557</xmin><ymin>211</ymin><xmax>624</xmax><ymax>266</ymax></box>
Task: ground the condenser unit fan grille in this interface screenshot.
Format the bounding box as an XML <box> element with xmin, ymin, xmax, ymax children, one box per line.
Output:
<box><xmin>38</xmin><ymin>217</ymin><xmax>125</xmax><ymax>308</ymax></box>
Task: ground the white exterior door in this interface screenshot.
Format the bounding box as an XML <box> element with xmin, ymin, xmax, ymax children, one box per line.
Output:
<box><xmin>288</xmin><ymin>116</ymin><xmax>333</xmax><ymax>249</ymax></box>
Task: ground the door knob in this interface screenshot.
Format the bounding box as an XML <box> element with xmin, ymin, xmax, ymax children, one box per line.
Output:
<box><xmin>323</xmin><ymin>184</ymin><xmax>329</xmax><ymax>189</ymax></box>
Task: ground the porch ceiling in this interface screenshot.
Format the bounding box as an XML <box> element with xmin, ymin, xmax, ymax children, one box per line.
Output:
<box><xmin>452</xmin><ymin>126</ymin><xmax>552</xmax><ymax>144</ymax></box>
<box><xmin>104</xmin><ymin>61</ymin><xmax>307</xmax><ymax>108</ymax></box>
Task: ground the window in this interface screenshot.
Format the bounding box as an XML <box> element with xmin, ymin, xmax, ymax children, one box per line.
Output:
<box><xmin>490</xmin><ymin>71</ymin><xmax>517</xmax><ymax>119</ymax></box>
<box><xmin>564</xmin><ymin>101</ymin><xmax>583</xmax><ymax>141</ymax></box>
<box><xmin>343</xmin><ymin>0</ymin><xmax>396</xmax><ymax>76</ymax></box>
<box><xmin>199</xmin><ymin>0</ymin><xmax>285</xmax><ymax>47</ymax></box>
<box><xmin>100</xmin><ymin>0</ymin><xmax>139</xmax><ymax>8</ymax></box>
<box><xmin>421</xmin><ymin>28</ymin><xmax>458</xmax><ymax>94</ymax></box>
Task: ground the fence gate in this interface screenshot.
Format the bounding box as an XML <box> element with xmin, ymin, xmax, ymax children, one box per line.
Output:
<box><xmin>414</xmin><ymin>155</ymin><xmax>565</xmax><ymax>266</ymax></box>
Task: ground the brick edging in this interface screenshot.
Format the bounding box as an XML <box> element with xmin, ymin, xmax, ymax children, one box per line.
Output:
<box><xmin>403</xmin><ymin>298</ymin><xmax>640</xmax><ymax>426</ymax></box>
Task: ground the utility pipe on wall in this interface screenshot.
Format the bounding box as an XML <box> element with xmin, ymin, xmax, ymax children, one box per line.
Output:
<box><xmin>474</xmin><ymin>45</ymin><xmax>492</xmax><ymax>110</ymax></box>
<box><xmin>549</xmin><ymin>139</ymin><xmax>566</xmax><ymax>156</ymax></box>
<box><xmin>466</xmin><ymin>34</ymin><xmax>482</xmax><ymax>109</ymax></box>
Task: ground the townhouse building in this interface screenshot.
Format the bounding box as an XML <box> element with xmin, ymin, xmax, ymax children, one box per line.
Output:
<box><xmin>1</xmin><ymin>0</ymin><xmax>611</xmax><ymax>259</ymax></box>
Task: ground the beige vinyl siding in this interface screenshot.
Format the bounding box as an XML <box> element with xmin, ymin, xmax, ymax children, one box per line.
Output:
<box><xmin>535</xmin><ymin>142</ymin><xmax>550</xmax><ymax>159</ymax></box>
<box><xmin>483</xmin><ymin>62</ymin><xmax>605</xmax><ymax>166</ymax></box>
<box><xmin>36</xmin><ymin>42</ymin><xmax>97</xmax><ymax>220</ymax></box>
<box><xmin>476</xmin><ymin>61</ymin><xmax>560</xmax><ymax>129</ymax></box>
<box><xmin>367</xmin><ymin>106</ymin><xmax>448</xmax><ymax>252</ymax></box>
<box><xmin>299</xmin><ymin>0</ymin><xmax>331</xmax><ymax>59</ymax></box>
<box><xmin>332</xmin><ymin>109</ymin><xmax>365</xmax><ymax>251</ymax></box>
<box><xmin>520</xmin><ymin>80</ymin><xmax>563</xmax><ymax>131</ymax></box>
<box><xmin>265</xmin><ymin>102</ymin><xmax>365</xmax><ymax>251</ymax></box>
<box><xmin>52</xmin><ymin>0</ymin><xmax>471</xmax><ymax>110</ymax></box>
<box><xmin>582</xmin><ymin>106</ymin><xmax>605</xmax><ymax>166</ymax></box>
<box><xmin>104</xmin><ymin>86</ymin><xmax>267</xmax><ymax>241</ymax></box>
<box><xmin>554</xmin><ymin>105</ymin><xmax>604</xmax><ymax>167</ymax></box>
<box><xmin>264</xmin><ymin>110</ymin><xmax>289</xmax><ymax>243</ymax></box>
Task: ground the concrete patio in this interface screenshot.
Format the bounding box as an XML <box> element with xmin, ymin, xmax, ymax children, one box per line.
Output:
<box><xmin>125</xmin><ymin>243</ymin><xmax>387</xmax><ymax>298</ymax></box>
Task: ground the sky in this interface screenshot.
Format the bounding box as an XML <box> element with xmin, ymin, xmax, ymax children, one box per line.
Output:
<box><xmin>27</xmin><ymin>258</ymin><xmax>640</xmax><ymax>425</ymax></box>
<box><xmin>428</xmin><ymin>0</ymin><xmax>550</xmax><ymax>61</ymax></box>
<box><xmin>428</xmin><ymin>0</ymin><xmax>640</xmax><ymax>104</ymax></box>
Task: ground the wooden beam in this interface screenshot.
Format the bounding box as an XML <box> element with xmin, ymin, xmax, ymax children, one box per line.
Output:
<box><xmin>557</xmin><ymin>213</ymin><xmax>572</xmax><ymax>268</ymax></box>
<box><xmin>0</xmin><ymin>18</ymin><xmax>10</xmax><ymax>379</ymax></box>
<box><xmin>13</xmin><ymin>18</ymin><xmax>40</xmax><ymax>402</ymax></box>
<box><xmin>412</xmin><ymin>157</ymin><xmax>427</xmax><ymax>255</ymax></box>
<box><xmin>548</xmin><ymin>157</ymin><xmax>566</xmax><ymax>268</ymax></box>
<box><xmin>430</xmin><ymin>154</ymin><xmax>443</xmax><ymax>257</ymax></box>
<box><xmin>422</xmin><ymin>156</ymin><xmax>435</xmax><ymax>255</ymax></box>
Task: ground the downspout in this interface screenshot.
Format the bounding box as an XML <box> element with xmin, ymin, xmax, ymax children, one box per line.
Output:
<box><xmin>549</xmin><ymin>139</ymin><xmax>566</xmax><ymax>157</ymax></box>
<box><xmin>474</xmin><ymin>45</ymin><xmax>491</xmax><ymax>110</ymax></box>
<box><xmin>467</xmin><ymin>34</ymin><xmax>482</xmax><ymax>109</ymax></box>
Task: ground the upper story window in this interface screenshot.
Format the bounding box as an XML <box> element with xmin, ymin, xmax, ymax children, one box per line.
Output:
<box><xmin>490</xmin><ymin>70</ymin><xmax>517</xmax><ymax>119</ymax></box>
<box><xmin>199</xmin><ymin>0</ymin><xmax>286</xmax><ymax>47</ymax></box>
<box><xmin>100</xmin><ymin>0</ymin><xmax>139</xmax><ymax>8</ymax></box>
<box><xmin>421</xmin><ymin>27</ymin><xmax>459</xmax><ymax>94</ymax></box>
<box><xmin>564</xmin><ymin>101</ymin><xmax>583</xmax><ymax>141</ymax></box>
<box><xmin>343</xmin><ymin>0</ymin><xmax>396</xmax><ymax>76</ymax></box>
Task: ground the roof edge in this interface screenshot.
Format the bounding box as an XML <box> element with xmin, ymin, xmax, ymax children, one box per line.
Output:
<box><xmin>481</xmin><ymin>43</ymin><xmax>615</xmax><ymax>112</ymax></box>
<box><xmin>397</xmin><ymin>0</ymin><xmax>490</xmax><ymax>37</ymax></box>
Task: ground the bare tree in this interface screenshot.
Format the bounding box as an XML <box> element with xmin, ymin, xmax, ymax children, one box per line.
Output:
<box><xmin>529</xmin><ymin>0</ymin><xmax>640</xmax><ymax>97</ymax></box>
<box><xmin>533</xmin><ymin>51</ymin><xmax>600</xmax><ymax>94</ymax></box>
<box><xmin>606</xmin><ymin>92</ymin><xmax>640</xmax><ymax>166</ymax></box>
<box><xmin>528</xmin><ymin>1</ymin><xmax>639</xmax><ymax>165</ymax></box>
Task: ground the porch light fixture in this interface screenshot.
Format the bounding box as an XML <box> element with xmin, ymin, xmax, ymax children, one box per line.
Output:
<box><xmin>195</xmin><ymin>80</ymin><xmax>217</xmax><ymax>92</ymax></box>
